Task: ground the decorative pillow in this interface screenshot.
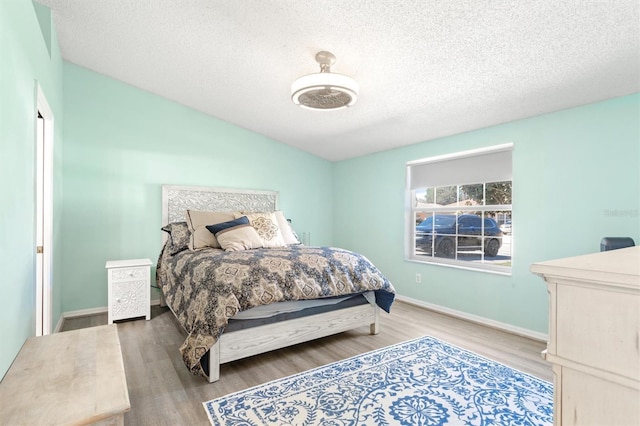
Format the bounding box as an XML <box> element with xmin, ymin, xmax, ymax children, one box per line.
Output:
<box><xmin>235</xmin><ymin>212</ymin><xmax>286</xmax><ymax>248</ymax></box>
<box><xmin>161</xmin><ymin>221</ymin><xmax>191</xmax><ymax>255</ymax></box>
<box><xmin>185</xmin><ymin>210</ymin><xmax>236</xmax><ymax>250</ymax></box>
<box><xmin>212</xmin><ymin>221</ymin><xmax>263</xmax><ymax>252</ymax></box>
<box><xmin>205</xmin><ymin>216</ymin><xmax>250</xmax><ymax>235</ymax></box>
<box><xmin>274</xmin><ymin>211</ymin><xmax>301</xmax><ymax>245</ymax></box>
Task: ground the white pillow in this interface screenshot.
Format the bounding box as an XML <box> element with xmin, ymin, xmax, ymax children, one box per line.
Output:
<box><xmin>215</xmin><ymin>224</ymin><xmax>263</xmax><ymax>251</ymax></box>
<box><xmin>235</xmin><ymin>212</ymin><xmax>286</xmax><ymax>248</ymax></box>
<box><xmin>274</xmin><ymin>211</ymin><xmax>300</xmax><ymax>245</ymax></box>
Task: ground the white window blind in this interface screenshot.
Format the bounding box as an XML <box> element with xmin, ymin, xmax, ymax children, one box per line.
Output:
<box><xmin>407</xmin><ymin>143</ymin><xmax>513</xmax><ymax>190</ymax></box>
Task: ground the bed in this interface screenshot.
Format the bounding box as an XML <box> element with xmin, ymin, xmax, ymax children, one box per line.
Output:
<box><xmin>157</xmin><ymin>185</ymin><xmax>396</xmax><ymax>382</ymax></box>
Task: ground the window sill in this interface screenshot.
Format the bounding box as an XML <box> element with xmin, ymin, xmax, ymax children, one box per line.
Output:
<box><xmin>405</xmin><ymin>256</ymin><xmax>512</xmax><ymax>276</ymax></box>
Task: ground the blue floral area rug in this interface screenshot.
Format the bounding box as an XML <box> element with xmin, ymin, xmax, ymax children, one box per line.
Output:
<box><xmin>203</xmin><ymin>336</ymin><xmax>553</xmax><ymax>425</ymax></box>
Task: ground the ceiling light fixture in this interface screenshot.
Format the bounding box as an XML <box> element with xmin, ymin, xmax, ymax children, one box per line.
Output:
<box><xmin>291</xmin><ymin>51</ymin><xmax>359</xmax><ymax>110</ymax></box>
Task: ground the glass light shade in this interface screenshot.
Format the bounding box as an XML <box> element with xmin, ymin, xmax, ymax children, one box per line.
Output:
<box><xmin>291</xmin><ymin>72</ymin><xmax>359</xmax><ymax>110</ymax></box>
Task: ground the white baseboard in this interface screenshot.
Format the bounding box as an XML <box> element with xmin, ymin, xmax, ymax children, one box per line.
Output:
<box><xmin>57</xmin><ymin>299</ymin><xmax>162</xmax><ymax>331</ymax></box>
<box><xmin>57</xmin><ymin>296</ymin><xmax>547</xmax><ymax>342</ymax></box>
<box><xmin>395</xmin><ymin>294</ymin><xmax>548</xmax><ymax>342</ymax></box>
<box><xmin>63</xmin><ymin>306</ymin><xmax>108</xmax><ymax>319</ymax></box>
<box><xmin>53</xmin><ymin>315</ymin><xmax>65</xmax><ymax>333</ymax></box>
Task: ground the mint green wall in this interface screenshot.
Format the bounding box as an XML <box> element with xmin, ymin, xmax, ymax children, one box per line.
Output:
<box><xmin>333</xmin><ymin>94</ymin><xmax>640</xmax><ymax>334</ymax></box>
<box><xmin>61</xmin><ymin>63</ymin><xmax>333</xmax><ymax>312</ymax></box>
<box><xmin>0</xmin><ymin>0</ymin><xmax>64</xmax><ymax>377</ymax></box>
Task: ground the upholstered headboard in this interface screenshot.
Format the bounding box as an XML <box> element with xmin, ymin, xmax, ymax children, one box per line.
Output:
<box><xmin>161</xmin><ymin>185</ymin><xmax>279</xmax><ymax>241</ymax></box>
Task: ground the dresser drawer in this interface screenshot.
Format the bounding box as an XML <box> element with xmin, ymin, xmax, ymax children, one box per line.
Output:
<box><xmin>560</xmin><ymin>366</ymin><xmax>640</xmax><ymax>425</ymax></box>
<box><xmin>555</xmin><ymin>283</ymin><xmax>640</xmax><ymax>380</ymax></box>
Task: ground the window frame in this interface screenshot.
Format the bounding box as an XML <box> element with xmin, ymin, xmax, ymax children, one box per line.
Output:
<box><xmin>405</xmin><ymin>144</ymin><xmax>513</xmax><ymax>275</ymax></box>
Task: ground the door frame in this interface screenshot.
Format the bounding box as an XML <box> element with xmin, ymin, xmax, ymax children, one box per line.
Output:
<box><xmin>35</xmin><ymin>83</ymin><xmax>54</xmax><ymax>336</ymax></box>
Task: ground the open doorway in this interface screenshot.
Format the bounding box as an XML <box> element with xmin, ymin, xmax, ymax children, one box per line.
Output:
<box><xmin>35</xmin><ymin>84</ymin><xmax>53</xmax><ymax>336</ymax></box>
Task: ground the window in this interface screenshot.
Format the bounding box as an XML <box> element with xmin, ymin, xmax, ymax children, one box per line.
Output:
<box><xmin>406</xmin><ymin>144</ymin><xmax>513</xmax><ymax>274</ymax></box>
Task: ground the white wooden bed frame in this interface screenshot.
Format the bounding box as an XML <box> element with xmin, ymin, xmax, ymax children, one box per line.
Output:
<box><xmin>161</xmin><ymin>185</ymin><xmax>379</xmax><ymax>382</ymax></box>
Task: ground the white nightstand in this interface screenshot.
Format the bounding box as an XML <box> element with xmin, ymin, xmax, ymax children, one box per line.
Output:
<box><xmin>105</xmin><ymin>258</ymin><xmax>153</xmax><ymax>324</ymax></box>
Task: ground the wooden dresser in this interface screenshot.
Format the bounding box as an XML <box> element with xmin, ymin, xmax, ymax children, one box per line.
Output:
<box><xmin>531</xmin><ymin>246</ymin><xmax>640</xmax><ymax>425</ymax></box>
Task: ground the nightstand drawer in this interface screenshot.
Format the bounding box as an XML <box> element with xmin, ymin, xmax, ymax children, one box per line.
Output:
<box><xmin>110</xmin><ymin>266</ymin><xmax>148</xmax><ymax>283</ymax></box>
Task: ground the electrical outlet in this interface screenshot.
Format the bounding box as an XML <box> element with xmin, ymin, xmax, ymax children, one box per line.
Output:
<box><xmin>415</xmin><ymin>273</ymin><xmax>422</xmax><ymax>283</ymax></box>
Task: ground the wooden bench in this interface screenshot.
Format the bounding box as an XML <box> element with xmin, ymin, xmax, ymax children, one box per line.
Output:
<box><xmin>0</xmin><ymin>324</ymin><xmax>130</xmax><ymax>425</ymax></box>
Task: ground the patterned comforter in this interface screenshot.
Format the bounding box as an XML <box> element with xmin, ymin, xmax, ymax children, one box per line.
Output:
<box><xmin>156</xmin><ymin>243</ymin><xmax>396</xmax><ymax>377</ymax></box>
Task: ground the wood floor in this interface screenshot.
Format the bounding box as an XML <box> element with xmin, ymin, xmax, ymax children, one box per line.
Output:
<box><xmin>62</xmin><ymin>301</ymin><xmax>552</xmax><ymax>425</ymax></box>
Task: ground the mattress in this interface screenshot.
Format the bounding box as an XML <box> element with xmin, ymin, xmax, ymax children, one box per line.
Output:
<box><xmin>224</xmin><ymin>292</ymin><xmax>373</xmax><ymax>332</ymax></box>
<box><xmin>200</xmin><ymin>292</ymin><xmax>373</xmax><ymax>375</ymax></box>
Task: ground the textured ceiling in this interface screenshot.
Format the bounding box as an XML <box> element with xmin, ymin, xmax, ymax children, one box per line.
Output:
<box><xmin>37</xmin><ymin>0</ymin><xmax>640</xmax><ymax>161</ymax></box>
